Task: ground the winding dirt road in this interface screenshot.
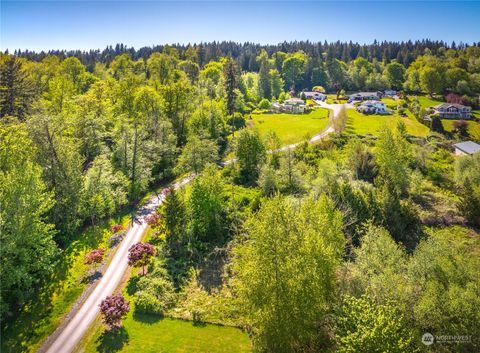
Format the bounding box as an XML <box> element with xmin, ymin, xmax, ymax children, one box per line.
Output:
<box><xmin>40</xmin><ymin>103</ymin><xmax>344</xmax><ymax>353</ymax></box>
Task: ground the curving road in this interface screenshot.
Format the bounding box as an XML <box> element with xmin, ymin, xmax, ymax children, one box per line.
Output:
<box><xmin>40</xmin><ymin>102</ymin><xmax>344</xmax><ymax>353</ymax></box>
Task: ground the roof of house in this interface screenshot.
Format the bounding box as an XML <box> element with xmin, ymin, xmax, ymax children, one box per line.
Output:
<box><xmin>434</xmin><ymin>103</ymin><xmax>471</xmax><ymax>111</ymax></box>
<box><xmin>362</xmin><ymin>100</ymin><xmax>385</xmax><ymax>105</ymax></box>
<box><xmin>350</xmin><ymin>92</ymin><xmax>379</xmax><ymax>97</ymax></box>
<box><xmin>303</xmin><ymin>91</ymin><xmax>325</xmax><ymax>95</ymax></box>
<box><xmin>453</xmin><ymin>141</ymin><xmax>480</xmax><ymax>155</ymax></box>
<box><xmin>284</xmin><ymin>98</ymin><xmax>306</xmax><ymax>105</ymax></box>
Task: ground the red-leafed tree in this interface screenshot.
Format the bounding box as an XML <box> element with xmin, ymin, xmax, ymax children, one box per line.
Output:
<box><xmin>84</xmin><ymin>248</ymin><xmax>105</xmax><ymax>266</ymax></box>
<box><xmin>128</xmin><ymin>242</ymin><xmax>155</xmax><ymax>275</ymax></box>
<box><xmin>145</xmin><ymin>213</ymin><xmax>161</xmax><ymax>228</ymax></box>
<box><xmin>445</xmin><ymin>92</ymin><xmax>463</xmax><ymax>105</ymax></box>
<box><xmin>110</xmin><ymin>224</ymin><xmax>124</xmax><ymax>233</ymax></box>
<box><xmin>99</xmin><ymin>294</ymin><xmax>130</xmax><ymax>330</ymax></box>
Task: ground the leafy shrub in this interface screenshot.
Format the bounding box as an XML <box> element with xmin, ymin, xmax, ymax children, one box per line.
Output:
<box><xmin>336</xmin><ymin>295</ymin><xmax>415</xmax><ymax>353</ymax></box>
<box><xmin>133</xmin><ymin>259</ymin><xmax>176</xmax><ymax>315</ymax></box>
<box><xmin>258</xmin><ymin>98</ymin><xmax>270</xmax><ymax>110</ymax></box>
<box><xmin>453</xmin><ymin>120</ymin><xmax>469</xmax><ymax>137</ymax></box>
<box><xmin>133</xmin><ymin>291</ymin><xmax>164</xmax><ymax>315</ymax></box>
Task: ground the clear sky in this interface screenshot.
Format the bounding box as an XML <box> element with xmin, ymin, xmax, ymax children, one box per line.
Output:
<box><xmin>2</xmin><ymin>1</ymin><xmax>480</xmax><ymax>52</ymax></box>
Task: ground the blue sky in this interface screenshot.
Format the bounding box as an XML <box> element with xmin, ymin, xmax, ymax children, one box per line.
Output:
<box><xmin>2</xmin><ymin>1</ymin><xmax>480</xmax><ymax>51</ymax></box>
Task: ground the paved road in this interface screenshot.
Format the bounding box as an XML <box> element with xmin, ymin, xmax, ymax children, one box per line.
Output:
<box><xmin>41</xmin><ymin>102</ymin><xmax>343</xmax><ymax>353</ymax></box>
<box><xmin>43</xmin><ymin>177</ymin><xmax>192</xmax><ymax>353</ymax></box>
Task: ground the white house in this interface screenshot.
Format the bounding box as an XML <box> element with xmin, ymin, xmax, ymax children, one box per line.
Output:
<box><xmin>303</xmin><ymin>91</ymin><xmax>326</xmax><ymax>101</ymax></box>
<box><xmin>433</xmin><ymin>103</ymin><xmax>471</xmax><ymax>119</ymax></box>
<box><xmin>384</xmin><ymin>89</ymin><xmax>397</xmax><ymax>97</ymax></box>
<box><xmin>283</xmin><ymin>98</ymin><xmax>307</xmax><ymax>113</ymax></box>
<box><xmin>348</xmin><ymin>92</ymin><xmax>381</xmax><ymax>102</ymax></box>
<box><xmin>357</xmin><ymin>100</ymin><xmax>387</xmax><ymax>115</ymax></box>
<box><xmin>453</xmin><ymin>141</ymin><xmax>480</xmax><ymax>156</ymax></box>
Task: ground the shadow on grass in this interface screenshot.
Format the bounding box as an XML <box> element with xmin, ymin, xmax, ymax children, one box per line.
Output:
<box><xmin>132</xmin><ymin>311</ymin><xmax>163</xmax><ymax>324</ymax></box>
<box><xmin>126</xmin><ymin>275</ymin><xmax>140</xmax><ymax>296</ymax></box>
<box><xmin>96</xmin><ymin>327</ymin><xmax>129</xmax><ymax>353</ymax></box>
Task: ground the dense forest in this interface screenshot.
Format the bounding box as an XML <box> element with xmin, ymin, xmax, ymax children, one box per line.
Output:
<box><xmin>1</xmin><ymin>40</ymin><xmax>479</xmax><ymax>352</ymax></box>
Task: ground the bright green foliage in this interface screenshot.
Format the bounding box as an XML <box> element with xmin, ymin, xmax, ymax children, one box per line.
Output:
<box><xmin>158</xmin><ymin>188</ymin><xmax>187</xmax><ymax>257</ymax></box>
<box><xmin>282</xmin><ymin>53</ymin><xmax>305</xmax><ymax>90</ymax></box>
<box><xmin>132</xmin><ymin>258</ymin><xmax>176</xmax><ymax>316</ymax></box>
<box><xmin>350</xmin><ymin>223</ymin><xmax>408</xmax><ymax>302</ymax></box>
<box><xmin>0</xmin><ymin>124</ymin><xmax>57</xmax><ymax>317</ymax></box>
<box><xmin>188</xmin><ymin>99</ymin><xmax>226</xmax><ymax>143</ymax></box>
<box><xmin>232</xmin><ymin>196</ymin><xmax>344</xmax><ymax>353</ymax></box>
<box><xmin>234</xmin><ymin>128</ymin><xmax>266</xmax><ymax>184</ymax></box>
<box><xmin>28</xmin><ymin>114</ymin><xmax>86</xmax><ymax>243</ymax></box>
<box><xmin>336</xmin><ymin>295</ymin><xmax>416</xmax><ymax>353</ymax></box>
<box><xmin>188</xmin><ymin>165</ymin><xmax>225</xmax><ymax>245</ymax></box>
<box><xmin>83</xmin><ymin>155</ymin><xmax>129</xmax><ymax>224</ymax></box>
<box><xmin>257</xmin><ymin>98</ymin><xmax>270</xmax><ymax>110</ymax></box>
<box><xmin>177</xmin><ymin>136</ymin><xmax>219</xmax><ymax>174</ymax></box>
<box><xmin>375</xmin><ymin>127</ymin><xmax>411</xmax><ymax>197</ymax></box>
<box><xmin>455</xmin><ymin>153</ymin><xmax>480</xmax><ymax>226</ymax></box>
<box><xmin>385</xmin><ymin>61</ymin><xmax>406</xmax><ymax>90</ymax></box>
<box><xmin>408</xmin><ymin>228</ymin><xmax>480</xmax><ymax>351</ymax></box>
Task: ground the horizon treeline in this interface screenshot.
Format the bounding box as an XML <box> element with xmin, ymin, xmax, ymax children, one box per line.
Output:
<box><xmin>8</xmin><ymin>39</ymin><xmax>480</xmax><ymax>70</ymax></box>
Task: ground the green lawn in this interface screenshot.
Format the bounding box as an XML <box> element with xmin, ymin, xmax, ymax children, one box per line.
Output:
<box><xmin>345</xmin><ymin>109</ymin><xmax>429</xmax><ymax>137</ymax></box>
<box><xmin>442</xmin><ymin>119</ymin><xmax>480</xmax><ymax>142</ymax></box>
<box><xmin>248</xmin><ymin>108</ymin><xmax>330</xmax><ymax>145</ymax></box>
<box><xmin>414</xmin><ymin>96</ymin><xmax>443</xmax><ymax>108</ymax></box>
<box><xmin>1</xmin><ymin>213</ymin><xmax>132</xmax><ymax>353</ymax></box>
<box><xmin>80</xmin><ymin>315</ymin><xmax>251</xmax><ymax>353</ymax></box>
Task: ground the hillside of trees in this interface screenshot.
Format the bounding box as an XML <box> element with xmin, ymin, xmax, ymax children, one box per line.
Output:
<box><xmin>1</xmin><ymin>41</ymin><xmax>479</xmax><ymax>352</ymax></box>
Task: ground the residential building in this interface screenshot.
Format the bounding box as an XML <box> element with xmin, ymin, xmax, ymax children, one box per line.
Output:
<box><xmin>453</xmin><ymin>141</ymin><xmax>480</xmax><ymax>156</ymax></box>
<box><xmin>384</xmin><ymin>89</ymin><xmax>397</xmax><ymax>97</ymax></box>
<box><xmin>433</xmin><ymin>103</ymin><xmax>471</xmax><ymax>119</ymax></box>
<box><xmin>357</xmin><ymin>100</ymin><xmax>387</xmax><ymax>115</ymax></box>
<box><xmin>348</xmin><ymin>92</ymin><xmax>381</xmax><ymax>102</ymax></box>
<box><xmin>271</xmin><ymin>98</ymin><xmax>307</xmax><ymax>114</ymax></box>
<box><xmin>303</xmin><ymin>91</ymin><xmax>326</xmax><ymax>101</ymax></box>
<box><xmin>283</xmin><ymin>98</ymin><xmax>307</xmax><ymax>113</ymax></box>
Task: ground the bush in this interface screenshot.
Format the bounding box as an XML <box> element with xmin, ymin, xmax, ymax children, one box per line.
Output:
<box><xmin>258</xmin><ymin>98</ymin><xmax>270</xmax><ymax>110</ymax></box>
<box><xmin>453</xmin><ymin>120</ymin><xmax>469</xmax><ymax>137</ymax></box>
<box><xmin>336</xmin><ymin>295</ymin><xmax>415</xmax><ymax>353</ymax></box>
<box><xmin>133</xmin><ymin>291</ymin><xmax>164</xmax><ymax>315</ymax></box>
<box><xmin>133</xmin><ymin>264</ymin><xmax>176</xmax><ymax>315</ymax></box>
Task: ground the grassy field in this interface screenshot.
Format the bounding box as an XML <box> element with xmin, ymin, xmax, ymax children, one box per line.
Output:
<box><xmin>345</xmin><ymin>109</ymin><xmax>429</xmax><ymax>137</ymax></box>
<box><xmin>442</xmin><ymin>119</ymin><xmax>480</xmax><ymax>141</ymax></box>
<box><xmin>248</xmin><ymin>108</ymin><xmax>330</xmax><ymax>145</ymax></box>
<box><xmin>414</xmin><ymin>96</ymin><xmax>444</xmax><ymax>108</ymax></box>
<box><xmin>0</xmin><ymin>212</ymin><xmax>133</xmax><ymax>353</ymax></box>
<box><xmin>80</xmin><ymin>314</ymin><xmax>251</xmax><ymax>353</ymax></box>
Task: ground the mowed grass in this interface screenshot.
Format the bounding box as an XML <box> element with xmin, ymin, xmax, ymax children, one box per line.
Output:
<box><xmin>80</xmin><ymin>315</ymin><xmax>251</xmax><ymax>353</ymax></box>
<box><xmin>249</xmin><ymin>108</ymin><xmax>330</xmax><ymax>145</ymax></box>
<box><xmin>414</xmin><ymin>96</ymin><xmax>444</xmax><ymax>108</ymax></box>
<box><xmin>345</xmin><ymin>109</ymin><xmax>429</xmax><ymax>137</ymax></box>
<box><xmin>442</xmin><ymin>119</ymin><xmax>480</xmax><ymax>142</ymax></box>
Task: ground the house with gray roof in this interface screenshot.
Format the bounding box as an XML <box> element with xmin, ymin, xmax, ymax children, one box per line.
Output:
<box><xmin>433</xmin><ymin>103</ymin><xmax>471</xmax><ymax>119</ymax></box>
<box><xmin>453</xmin><ymin>141</ymin><xmax>480</xmax><ymax>156</ymax></box>
<box><xmin>348</xmin><ymin>92</ymin><xmax>381</xmax><ymax>102</ymax></box>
